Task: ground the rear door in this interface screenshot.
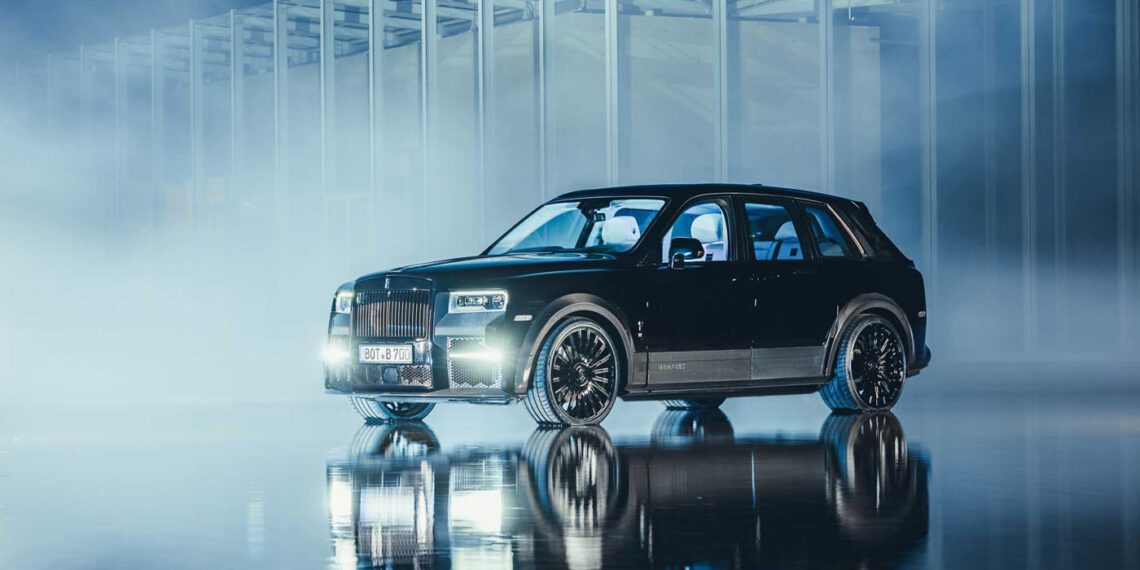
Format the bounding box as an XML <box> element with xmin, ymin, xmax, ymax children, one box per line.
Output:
<box><xmin>739</xmin><ymin>197</ymin><xmax>829</xmax><ymax>381</ymax></box>
<box><xmin>794</xmin><ymin>201</ymin><xmax>865</xmax><ymax>341</ymax></box>
<box><xmin>645</xmin><ymin>196</ymin><xmax>752</xmax><ymax>385</ymax></box>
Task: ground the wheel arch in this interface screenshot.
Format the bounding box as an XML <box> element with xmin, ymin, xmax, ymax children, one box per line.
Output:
<box><xmin>822</xmin><ymin>293</ymin><xmax>915</xmax><ymax>377</ymax></box>
<box><xmin>509</xmin><ymin>293</ymin><xmax>636</xmax><ymax>396</ymax></box>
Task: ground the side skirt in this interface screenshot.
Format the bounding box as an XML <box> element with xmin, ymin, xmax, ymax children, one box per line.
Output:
<box><xmin>621</xmin><ymin>378</ymin><xmax>826</xmax><ymax>401</ymax></box>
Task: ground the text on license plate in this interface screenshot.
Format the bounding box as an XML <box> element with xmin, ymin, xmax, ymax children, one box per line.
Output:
<box><xmin>359</xmin><ymin>344</ymin><xmax>414</xmax><ymax>364</ymax></box>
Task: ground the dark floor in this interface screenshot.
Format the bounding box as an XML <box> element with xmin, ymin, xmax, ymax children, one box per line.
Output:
<box><xmin>1</xmin><ymin>364</ymin><xmax>1138</xmax><ymax>569</ymax></box>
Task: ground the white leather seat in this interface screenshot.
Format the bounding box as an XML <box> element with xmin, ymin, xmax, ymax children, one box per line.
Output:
<box><xmin>773</xmin><ymin>221</ymin><xmax>803</xmax><ymax>260</ymax></box>
<box><xmin>600</xmin><ymin>215</ymin><xmax>641</xmax><ymax>246</ymax></box>
<box><xmin>691</xmin><ymin>213</ymin><xmax>727</xmax><ymax>261</ymax></box>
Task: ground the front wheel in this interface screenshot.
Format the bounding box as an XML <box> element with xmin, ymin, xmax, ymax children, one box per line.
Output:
<box><xmin>524</xmin><ymin>317</ymin><xmax>621</xmax><ymax>426</ymax></box>
<box><xmin>350</xmin><ymin>397</ymin><xmax>435</xmax><ymax>423</ymax></box>
<box><xmin>820</xmin><ymin>314</ymin><xmax>907</xmax><ymax>413</ymax></box>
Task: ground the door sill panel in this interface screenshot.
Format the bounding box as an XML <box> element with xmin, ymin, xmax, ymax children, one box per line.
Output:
<box><xmin>622</xmin><ymin>378</ymin><xmax>826</xmax><ymax>401</ymax></box>
<box><xmin>751</xmin><ymin>346</ymin><xmax>826</xmax><ymax>380</ymax></box>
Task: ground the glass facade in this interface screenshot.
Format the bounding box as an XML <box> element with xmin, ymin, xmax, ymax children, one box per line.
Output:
<box><xmin>3</xmin><ymin>0</ymin><xmax>1139</xmax><ymax>358</ymax></box>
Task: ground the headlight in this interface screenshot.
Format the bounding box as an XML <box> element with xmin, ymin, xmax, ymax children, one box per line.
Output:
<box><xmin>449</xmin><ymin>290</ymin><xmax>508</xmax><ymax>313</ymax></box>
<box><xmin>334</xmin><ymin>291</ymin><xmax>354</xmax><ymax>314</ymax></box>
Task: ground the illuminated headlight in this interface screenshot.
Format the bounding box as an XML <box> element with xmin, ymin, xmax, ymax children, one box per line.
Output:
<box><xmin>323</xmin><ymin>337</ymin><xmax>351</xmax><ymax>364</ymax></box>
<box><xmin>334</xmin><ymin>291</ymin><xmax>354</xmax><ymax>314</ymax></box>
<box><xmin>450</xmin><ymin>290</ymin><xmax>508</xmax><ymax>313</ymax></box>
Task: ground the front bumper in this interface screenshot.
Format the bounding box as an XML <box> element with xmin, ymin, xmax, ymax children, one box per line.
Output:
<box><xmin>324</xmin><ymin>284</ymin><xmax>531</xmax><ymax>402</ymax></box>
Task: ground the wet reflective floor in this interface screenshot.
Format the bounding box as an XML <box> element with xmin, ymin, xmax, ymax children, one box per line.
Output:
<box><xmin>1</xmin><ymin>363</ymin><xmax>1139</xmax><ymax>569</ymax></box>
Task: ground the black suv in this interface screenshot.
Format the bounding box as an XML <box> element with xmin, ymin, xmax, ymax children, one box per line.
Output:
<box><xmin>324</xmin><ymin>184</ymin><xmax>931</xmax><ymax>425</ymax></box>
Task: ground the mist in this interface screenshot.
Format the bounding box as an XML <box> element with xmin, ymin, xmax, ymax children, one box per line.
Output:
<box><xmin>1</xmin><ymin>0</ymin><xmax>1138</xmax><ymax>411</ymax></box>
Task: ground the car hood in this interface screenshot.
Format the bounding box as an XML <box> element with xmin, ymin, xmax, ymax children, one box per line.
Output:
<box><xmin>354</xmin><ymin>252</ymin><xmax>623</xmax><ymax>289</ymax></box>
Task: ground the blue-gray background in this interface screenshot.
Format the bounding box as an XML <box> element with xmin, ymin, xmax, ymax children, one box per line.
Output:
<box><xmin>0</xmin><ymin>0</ymin><xmax>1137</xmax><ymax>404</ymax></box>
<box><xmin>0</xmin><ymin>3</ymin><xmax>1139</xmax><ymax>569</ymax></box>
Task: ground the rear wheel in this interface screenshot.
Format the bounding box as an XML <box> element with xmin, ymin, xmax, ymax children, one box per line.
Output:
<box><xmin>524</xmin><ymin>317</ymin><xmax>621</xmax><ymax>426</ymax></box>
<box><xmin>661</xmin><ymin>397</ymin><xmax>725</xmax><ymax>411</ymax></box>
<box><xmin>820</xmin><ymin>314</ymin><xmax>907</xmax><ymax>412</ymax></box>
<box><xmin>350</xmin><ymin>397</ymin><xmax>435</xmax><ymax>423</ymax></box>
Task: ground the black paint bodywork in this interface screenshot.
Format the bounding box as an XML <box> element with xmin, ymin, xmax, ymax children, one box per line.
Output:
<box><xmin>325</xmin><ymin>183</ymin><xmax>931</xmax><ymax>402</ymax></box>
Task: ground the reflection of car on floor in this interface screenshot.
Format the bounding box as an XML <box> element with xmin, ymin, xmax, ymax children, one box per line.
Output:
<box><xmin>326</xmin><ymin>412</ymin><xmax>929</xmax><ymax>569</ymax></box>
<box><xmin>324</xmin><ymin>184</ymin><xmax>932</xmax><ymax>425</ymax></box>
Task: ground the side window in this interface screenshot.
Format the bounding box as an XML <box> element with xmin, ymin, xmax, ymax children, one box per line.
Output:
<box><xmin>803</xmin><ymin>206</ymin><xmax>854</xmax><ymax>258</ymax></box>
<box><xmin>743</xmin><ymin>202</ymin><xmax>803</xmax><ymax>261</ymax></box>
<box><xmin>661</xmin><ymin>200</ymin><xmax>731</xmax><ymax>263</ymax></box>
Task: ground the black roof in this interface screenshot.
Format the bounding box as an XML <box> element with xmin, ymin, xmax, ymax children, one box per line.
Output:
<box><xmin>554</xmin><ymin>183</ymin><xmax>851</xmax><ymax>205</ymax></box>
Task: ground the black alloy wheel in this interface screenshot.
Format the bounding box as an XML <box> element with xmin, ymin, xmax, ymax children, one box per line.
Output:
<box><xmin>820</xmin><ymin>314</ymin><xmax>907</xmax><ymax>412</ymax></box>
<box><xmin>525</xmin><ymin>317</ymin><xmax>620</xmax><ymax>426</ymax></box>
<box><xmin>848</xmin><ymin>321</ymin><xmax>906</xmax><ymax>408</ymax></box>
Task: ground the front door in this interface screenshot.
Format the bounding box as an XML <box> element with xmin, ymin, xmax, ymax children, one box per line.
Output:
<box><xmin>645</xmin><ymin>197</ymin><xmax>751</xmax><ymax>385</ymax></box>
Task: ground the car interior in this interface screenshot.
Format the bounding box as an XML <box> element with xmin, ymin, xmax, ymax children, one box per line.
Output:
<box><xmin>745</xmin><ymin>202</ymin><xmax>803</xmax><ymax>261</ymax></box>
<box><xmin>661</xmin><ymin>201</ymin><xmax>730</xmax><ymax>263</ymax></box>
<box><xmin>803</xmin><ymin>206</ymin><xmax>853</xmax><ymax>258</ymax></box>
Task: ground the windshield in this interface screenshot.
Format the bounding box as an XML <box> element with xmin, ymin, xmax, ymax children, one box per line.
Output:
<box><xmin>487</xmin><ymin>198</ymin><xmax>667</xmax><ymax>255</ymax></box>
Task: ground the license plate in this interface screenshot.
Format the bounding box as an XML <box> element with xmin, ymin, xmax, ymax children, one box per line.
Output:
<box><xmin>359</xmin><ymin>344</ymin><xmax>414</xmax><ymax>364</ymax></box>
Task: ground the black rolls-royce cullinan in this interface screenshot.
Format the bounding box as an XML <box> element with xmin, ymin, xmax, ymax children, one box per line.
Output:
<box><xmin>324</xmin><ymin>184</ymin><xmax>932</xmax><ymax>425</ymax></box>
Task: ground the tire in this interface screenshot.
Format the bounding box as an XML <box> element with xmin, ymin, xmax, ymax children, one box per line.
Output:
<box><xmin>521</xmin><ymin>427</ymin><xmax>622</xmax><ymax>532</ymax></box>
<box><xmin>820</xmin><ymin>314</ymin><xmax>907</xmax><ymax>413</ymax></box>
<box><xmin>350</xmin><ymin>397</ymin><xmax>435</xmax><ymax>423</ymax></box>
<box><xmin>660</xmin><ymin>397</ymin><xmax>725</xmax><ymax>411</ymax></box>
<box><xmin>524</xmin><ymin>317</ymin><xmax>621</xmax><ymax>426</ymax></box>
<box><xmin>650</xmin><ymin>409</ymin><xmax>735</xmax><ymax>447</ymax></box>
<box><xmin>348</xmin><ymin>422</ymin><xmax>440</xmax><ymax>459</ymax></box>
<box><xmin>820</xmin><ymin>412</ymin><xmax>919</xmax><ymax>544</ymax></box>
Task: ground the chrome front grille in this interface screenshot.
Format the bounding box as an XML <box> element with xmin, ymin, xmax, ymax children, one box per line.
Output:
<box><xmin>353</xmin><ymin>289</ymin><xmax>433</xmax><ymax>339</ymax></box>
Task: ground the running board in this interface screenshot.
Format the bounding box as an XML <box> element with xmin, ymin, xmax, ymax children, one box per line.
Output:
<box><xmin>621</xmin><ymin>378</ymin><xmax>826</xmax><ymax>401</ymax></box>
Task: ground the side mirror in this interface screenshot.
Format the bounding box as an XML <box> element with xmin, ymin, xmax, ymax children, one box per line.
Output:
<box><xmin>669</xmin><ymin>237</ymin><xmax>705</xmax><ymax>269</ymax></box>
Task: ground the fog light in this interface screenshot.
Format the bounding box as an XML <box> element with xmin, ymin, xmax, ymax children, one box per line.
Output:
<box><xmin>449</xmin><ymin>348</ymin><xmax>503</xmax><ymax>362</ymax></box>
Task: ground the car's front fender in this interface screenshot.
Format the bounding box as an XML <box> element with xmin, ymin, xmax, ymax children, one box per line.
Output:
<box><xmin>507</xmin><ymin>293</ymin><xmax>639</xmax><ymax>395</ymax></box>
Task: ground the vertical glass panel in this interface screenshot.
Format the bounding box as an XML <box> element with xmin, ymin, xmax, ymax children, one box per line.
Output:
<box><xmin>486</xmin><ymin>0</ymin><xmax>540</xmax><ymax>239</ymax></box>
<box><xmin>727</xmin><ymin>0</ymin><xmax>821</xmax><ymax>188</ymax></box>
<box><xmin>118</xmin><ymin>39</ymin><xmax>157</xmax><ymax>247</ymax></box>
<box><xmin>196</xmin><ymin>16</ymin><xmax>235</xmax><ymax>244</ymax></box>
<box><xmin>284</xmin><ymin>0</ymin><xmax>325</xmax><ymax>257</ymax></box>
<box><xmin>618</xmin><ymin>0</ymin><xmax>714</xmax><ymax>184</ymax></box>
<box><xmin>831</xmin><ymin>0</ymin><xmax>921</xmax><ymax>248</ymax></box>
<box><xmin>549</xmin><ymin>0</ymin><xmax>607</xmax><ymax>192</ymax></box>
<box><xmin>932</xmin><ymin>0</ymin><xmax>1024</xmax><ymax>356</ymax></box>
<box><xmin>378</xmin><ymin>0</ymin><xmax>426</xmax><ymax>266</ymax></box>
<box><xmin>154</xmin><ymin>31</ymin><xmax>192</xmax><ymax>242</ymax></box>
<box><xmin>329</xmin><ymin>0</ymin><xmax>374</xmax><ymax>273</ymax></box>
<box><xmin>234</xmin><ymin>7</ymin><xmax>278</xmax><ymax>250</ymax></box>
<box><xmin>431</xmin><ymin>0</ymin><xmax>481</xmax><ymax>258</ymax></box>
<box><xmin>1055</xmin><ymin>0</ymin><xmax>1120</xmax><ymax>350</ymax></box>
<box><xmin>82</xmin><ymin>46</ymin><xmax>118</xmax><ymax>239</ymax></box>
<box><xmin>46</xmin><ymin>56</ymin><xmax>83</xmax><ymax>166</ymax></box>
